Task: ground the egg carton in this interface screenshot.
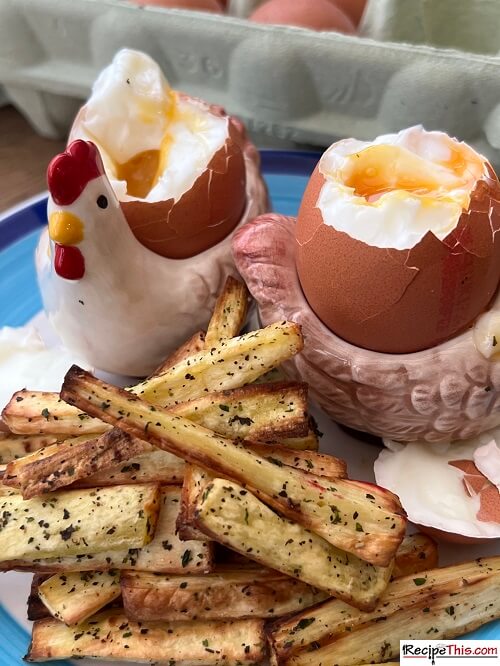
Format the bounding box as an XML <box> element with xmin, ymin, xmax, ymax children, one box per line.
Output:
<box><xmin>360</xmin><ymin>0</ymin><xmax>500</xmax><ymax>56</ymax></box>
<box><xmin>2</xmin><ymin>0</ymin><xmax>500</xmax><ymax>161</ymax></box>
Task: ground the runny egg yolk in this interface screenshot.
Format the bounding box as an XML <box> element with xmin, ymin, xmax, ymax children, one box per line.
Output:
<box><xmin>341</xmin><ymin>143</ymin><xmax>475</xmax><ymax>204</ymax></box>
<box><xmin>113</xmin><ymin>94</ymin><xmax>210</xmax><ymax>200</ymax></box>
<box><xmin>115</xmin><ymin>93</ymin><xmax>176</xmax><ymax>199</ymax></box>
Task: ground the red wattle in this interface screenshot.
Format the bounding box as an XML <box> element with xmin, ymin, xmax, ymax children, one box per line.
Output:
<box><xmin>54</xmin><ymin>244</ymin><xmax>85</xmax><ymax>280</ymax></box>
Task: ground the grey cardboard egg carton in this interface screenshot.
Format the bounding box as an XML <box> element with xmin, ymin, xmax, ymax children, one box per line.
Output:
<box><xmin>1</xmin><ymin>0</ymin><xmax>500</xmax><ymax>161</ymax></box>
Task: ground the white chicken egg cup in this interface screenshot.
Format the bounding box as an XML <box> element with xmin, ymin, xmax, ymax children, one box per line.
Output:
<box><xmin>36</xmin><ymin>135</ymin><xmax>268</xmax><ymax>378</ymax></box>
<box><xmin>233</xmin><ymin>213</ymin><xmax>500</xmax><ymax>444</ymax></box>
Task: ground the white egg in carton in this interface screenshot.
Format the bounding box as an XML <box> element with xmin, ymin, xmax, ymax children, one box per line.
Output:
<box><xmin>0</xmin><ymin>0</ymin><xmax>499</xmax><ymax>158</ymax></box>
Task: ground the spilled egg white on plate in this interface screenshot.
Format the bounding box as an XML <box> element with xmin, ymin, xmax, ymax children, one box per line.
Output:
<box><xmin>296</xmin><ymin>126</ymin><xmax>500</xmax><ymax>354</ymax></box>
<box><xmin>0</xmin><ymin>326</ymin><xmax>88</xmax><ymax>413</ymax></box>
<box><xmin>375</xmin><ymin>432</ymin><xmax>500</xmax><ymax>542</ymax></box>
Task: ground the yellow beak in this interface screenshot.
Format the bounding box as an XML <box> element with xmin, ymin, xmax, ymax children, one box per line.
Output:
<box><xmin>48</xmin><ymin>211</ymin><xmax>84</xmax><ymax>245</ymax></box>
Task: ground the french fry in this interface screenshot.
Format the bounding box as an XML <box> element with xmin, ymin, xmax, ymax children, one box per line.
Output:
<box><xmin>286</xmin><ymin>573</ymin><xmax>500</xmax><ymax>666</ymax></box>
<box><xmin>26</xmin><ymin>611</ymin><xmax>268</xmax><ymax>664</ymax></box>
<box><xmin>177</xmin><ymin>449</ymin><xmax>347</xmax><ymax>542</ymax></box>
<box><xmin>2</xmin><ymin>391</ymin><xmax>107</xmax><ymax>436</ymax></box>
<box><xmin>61</xmin><ymin>367</ymin><xmax>405</xmax><ymax>566</ymax></box>
<box><xmin>392</xmin><ymin>533</ymin><xmax>438</xmax><ymax>578</ymax></box>
<box><xmin>0</xmin><ymin>484</ymin><xmax>160</xmax><ymax>561</ymax></box>
<box><xmin>0</xmin><ymin>433</ymin><xmax>59</xmax><ymax>464</ymax></box>
<box><xmin>121</xmin><ymin>568</ymin><xmax>327</xmax><ymax>622</ymax></box>
<box><xmin>150</xmin><ymin>330</ymin><xmax>206</xmax><ymax>377</ymax></box>
<box><xmin>132</xmin><ymin>321</ymin><xmax>304</xmax><ymax>405</ymax></box>
<box><xmin>3</xmin><ymin>430</ymin><xmax>147</xmax><ymax>498</ymax></box>
<box><xmin>194</xmin><ymin>478</ymin><xmax>392</xmax><ymax>610</ymax></box>
<box><xmin>205</xmin><ymin>276</ymin><xmax>249</xmax><ymax>346</ymax></box>
<box><xmin>27</xmin><ymin>575</ymin><xmax>51</xmax><ymax>621</ymax></box>
<box><xmin>268</xmin><ymin>556</ymin><xmax>500</xmax><ymax>663</ymax></box>
<box><xmin>38</xmin><ymin>570</ymin><xmax>121</xmax><ymax>626</ymax></box>
<box><xmin>0</xmin><ymin>487</ymin><xmax>213</xmax><ymax>574</ymax></box>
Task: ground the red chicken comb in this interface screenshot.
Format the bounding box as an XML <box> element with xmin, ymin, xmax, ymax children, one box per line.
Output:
<box><xmin>47</xmin><ymin>140</ymin><xmax>105</xmax><ymax>206</ymax></box>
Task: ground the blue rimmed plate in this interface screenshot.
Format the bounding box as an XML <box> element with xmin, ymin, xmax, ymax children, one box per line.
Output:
<box><xmin>0</xmin><ymin>151</ymin><xmax>498</xmax><ymax>665</ymax></box>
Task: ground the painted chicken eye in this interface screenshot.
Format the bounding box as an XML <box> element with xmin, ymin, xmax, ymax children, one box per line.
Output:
<box><xmin>97</xmin><ymin>195</ymin><xmax>108</xmax><ymax>209</ymax></box>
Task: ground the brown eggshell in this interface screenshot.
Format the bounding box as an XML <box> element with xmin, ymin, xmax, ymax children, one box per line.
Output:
<box><xmin>329</xmin><ymin>0</ymin><xmax>366</xmax><ymax>26</ymax></box>
<box><xmin>122</xmin><ymin>98</ymin><xmax>247</xmax><ymax>259</ymax></box>
<box><xmin>72</xmin><ymin>95</ymin><xmax>247</xmax><ymax>260</ymax></box>
<box><xmin>250</xmin><ymin>0</ymin><xmax>355</xmax><ymax>33</ymax></box>
<box><xmin>417</xmin><ymin>525</ymin><xmax>494</xmax><ymax>545</ymax></box>
<box><xmin>296</xmin><ymin>164</ymin><xmax>500</xmax><ymax>354</ymax></box>
<box><xmin>130</xmin><ymin>0</ymin><xmax>223</xmax><ymax>11</ymax></box>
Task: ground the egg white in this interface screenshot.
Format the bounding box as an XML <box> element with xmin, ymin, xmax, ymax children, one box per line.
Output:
<box><xmin>0</xmin><ymin>326</ymin><xmax>88</xmax><ymax>412</ymax></box>
<box><xmin>317</xmin><ymin>126</ymin><xmax>487</xmax><ymax>250</ymax></box>
<box><xmin>375</xmin><ymin>431</ymin><xmax>500</xmax><ymax>538</ymax></box>
<box><xmin>73</xmin><ymin>49</ymin><xmax>229</xmax><ymax>204</ymax></box>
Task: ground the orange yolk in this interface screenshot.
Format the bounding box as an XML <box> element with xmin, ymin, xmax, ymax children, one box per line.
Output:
<box><xmin>342</xmin><ymin>144</ymin><xmax>473</xmax><ymax>202</ymax></box>
<box><xmin>114</xmin><ymin>92</ymin><xmax>182</xmax><ymax>199</ymax></box>
<box><xmin>116</xmin><ymin>149</ymin><xmax>161</xmax><ymax>199</ymax></box>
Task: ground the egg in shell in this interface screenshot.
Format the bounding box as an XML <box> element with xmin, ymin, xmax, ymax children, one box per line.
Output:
<box><xmin>375</xmin><ymin>432</ymin><xmax>500</xmax><ymax>543</ymax></box>
<box><xmin>296</xmin><ymin>126</ymin><xmax>500</xmax><ymax>354</ymax></box>
<box><xmin>130</xmin><ymin>0</ymin><xmax>223</xmax><ymax>11</ymax></box>
<box><xmin>249</xmin><ymin>0</ymin><xmax>355</xmax><ymax>33</ymax></box>
<box><xmin>70</xmin><ymin>49</ymin><xmax>246</xmax><ymax>259</ymax></box>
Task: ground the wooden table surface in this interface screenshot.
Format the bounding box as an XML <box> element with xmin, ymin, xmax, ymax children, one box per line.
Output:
<box><xmin>0</xmin><ymin>105</ymin><xmax>65</xmax><ymax>213</ymax></box>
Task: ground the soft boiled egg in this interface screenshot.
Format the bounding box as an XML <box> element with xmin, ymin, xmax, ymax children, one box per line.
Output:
<box><xmin>375</xmin><ymin>432</ymin><xmax>500</xmax><ymax>543</ymax></box>
<box><xmin>0</xmin><ymin>326</ymin><xmax>87</xmax><ymax>414</ymax></box>
<box><xmin>70</xmin><ymin>49</ymin><xmax>247</xmax><ymax>259</ymax></box>
<box><xmin>296</xmin><ymin>126</ymin><xmax>500</xmax><ymax>354</ymax></box>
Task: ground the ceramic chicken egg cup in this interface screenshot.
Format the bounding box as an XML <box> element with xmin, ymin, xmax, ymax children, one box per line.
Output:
<box><xmin>233</xmin><ymin>129</ymin><xmax>500</xmax><ymax>445</ymax></box>
<box><xmin>36</xmin><ymin>130</ymin><xmax>268</xmax><ymax>378</ymax></box>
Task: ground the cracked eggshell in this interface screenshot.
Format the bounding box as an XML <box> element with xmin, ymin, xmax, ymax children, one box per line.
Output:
<box><xmin>70</xmin><ymin>95</ymin><xmax>247</xmax><ymax>260</ymax></box>
<box><xmin>375</xmin><ymin>437</ymin><xmax>500</xmax><ymax>543</ymax></box>
<box><xmin>296</xmin><ymin>164</ymin><xmax>500</xmax><ymax>354</ymax></box>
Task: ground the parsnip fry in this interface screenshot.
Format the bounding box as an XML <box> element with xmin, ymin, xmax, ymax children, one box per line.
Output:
<box><xmin>194</xmin><ymin>478</ymin><xmax>392</xmax><ymax>610</ymax></box>
<box><xmin>0</xmin><ymin>433</ymin><xmax>58</xmax><ymax>464</ymax></box>
<box><xmin>0</xmin><ymin>484</ymin><xmax>159</xmax><ymax>561</ymax></box>
<box><xmin>38</xmin><ymin>570</ymin><xmax>120</xmax><ymax>626</ymax></box>
<box><xmin>132</xmin><ymin>321</ymin><xmax>304</xmax><ymax>406</ymax></box>
<box><xmin>12</xmin><ymin>381</ymin><xmax>309</xmax><ymax>497</ymax></box>
<box><xmin>75</xmin><ymin>446</ymin><xmax>185</xmax><ymax>488</ymax></box>
<box><xmin>392</xmin><ymin>532</ymin><xmax>438</xmax><ymax>578</ymax></box>
<box><xmin>150</xmin><ymin>330</ymin><xmax>206</xmax><ymax>377</ymax></box>
<box><xmin>122</xmin><ymin>568</ymin><xmax>327</xmax><ymax>622</ymax></box>
<box><xmin>26</xmin><ymin>611</ymin><xmax>267</xmax><ymax>664</ymax></box>
<box><xmin>278</xmin><ymin>429</ymin><xmax>319</xmax><ymax>452</ymax></box>
<box><xmin>27</xmin><ymin>575</ymin><xmax>51</xmax><ymax>621</ymax></box>
<box><xmin>177</xmin><ymin>449</ymin><xmax>347</xmax><ymax>542</ymax></box>
<box><xmin>61</xmin><ymin>367</ymin><xmax>405</xmax><ymax>566</ymax></box>
<box><xmin>287</xmin><ymin>574</ymin><xmax>500</xmax><ymax>666</ymax></box>
<box><xmin>0</xmin><ymin>487</ymin><xmax>213</xmax><ymax>574</ymax></box>
<box><xmin>205</xmin><ymin>276</ymin><xmax>249</xmax><ymax>346</ymax></box>
<box><xmin>4</xmin><ymin>430</ymin><xmax>147</xmax><ymax>498</ymax></box>
<box><xmin>171</xmin><ymin>382</ymin><xmax>309</xmax><ymax>441</ymax></box>
<box><xmin>2</xmin><ymin>391</ymin><xmax>106</xmax><ymax>436</ymax></box>
<box><xmin>269</xmin><ymin>555</ymin><xmax>500</xmax><ymax>662</ymax></box>
<box><xmin>178</xmin><ymin>464</ymin><xmax>211</xmax><ymax>541</ymax></box>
